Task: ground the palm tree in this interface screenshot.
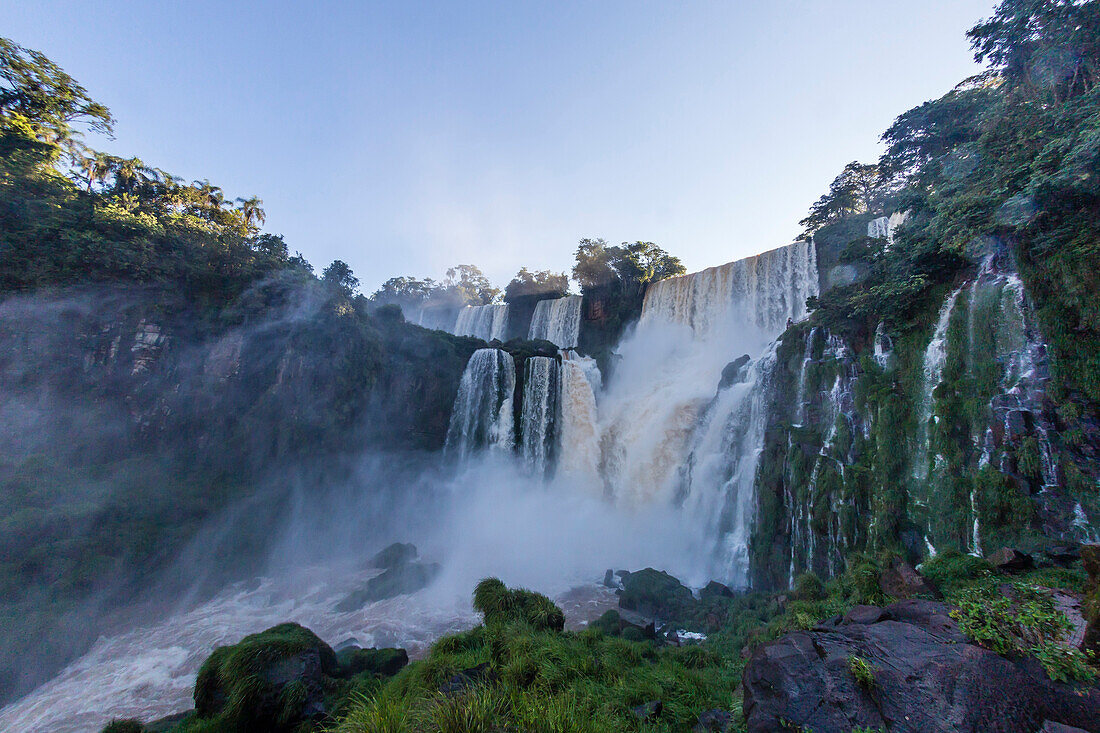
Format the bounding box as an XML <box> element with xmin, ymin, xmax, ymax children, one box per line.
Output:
<box><xmin>235</xmin><ymin>195</ymin><xmax>265</xmax><ymax>230</ymax></box>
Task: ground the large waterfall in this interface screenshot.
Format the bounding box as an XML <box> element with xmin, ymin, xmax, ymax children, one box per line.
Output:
<box><xmin>444</xmin><ymin>348</ymin><xmax>515</xmax><ymax>459</ymax></box>
<box><xmin>528</xmin><ymin>295</ymin><xmax>582</xmax><ymax>348</ymax></box>
<box><xmin>454</xmin><ymin>304</ymin><xmax>509</xmax><ymax>342</ymax></box>
<box><xmin>519</xmin><ymin>356</ymin><xmax>559</xmax><ymax>475</ymax></box>
<box><xmin>641</xmin><ymin>240</ymin><xmax>818</xmax><ymax>343</ymax></box>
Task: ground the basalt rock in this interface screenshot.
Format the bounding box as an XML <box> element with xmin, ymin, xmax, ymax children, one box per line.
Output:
<box><xmin>879</xmin><ymin>558</ymin><xmax>943</xmax><ymax>599</ymax></box>
<box><xmin>335</xmin><ymin>561</ymin><xmax>441</xmax><ymax>611</ymax></box>
<box><xmin>742</xmin><ymin>599</ymin><xmax>1100</xmax><ymax>733</ymax></box>
<box><xmin>987</xmin><ymin>547</ymin><xmax>1035</xmax><ymax>573</ymax></box>
<box><xmin>618</xmin><ymin>568</ymin><xmax>697</xmax><ymax>621</ymax></box>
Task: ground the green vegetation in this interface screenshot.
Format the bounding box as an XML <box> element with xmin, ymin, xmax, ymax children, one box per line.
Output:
<box><xmin>472</xmin><ymin>578</ymin><xmax>565</xmax><ymax>632</ymax></box>
<box><xmin>847</xmin><ymin>655</ymin><xmax>876</xmax><ymax>691</ymax></box>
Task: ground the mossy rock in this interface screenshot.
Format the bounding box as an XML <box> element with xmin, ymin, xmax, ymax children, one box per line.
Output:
<box><xmin>473</xmin><ymin>577</ymin><xmax>565</xmax><ymax>631</ymax></box>
<box><xmin>618</xmin><ymin>568</ymin><xmax>697</xmax><ymax>622</ymax></box>
<box><xmin>589</xmin><ymin>609</ymin><xmax>653</xmax><ymax>640</ymax></box>
<box><xmin>335</xmin><ymin>646</ymin><xmax>409</xmax><ymax>678</ymax></box>
<box><xmin>192</xmin><ymin>622</ymin><xmax>337</xmax><ymax>731</ymax></box>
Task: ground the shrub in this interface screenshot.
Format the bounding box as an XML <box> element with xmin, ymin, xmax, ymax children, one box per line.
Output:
<box><xmin>101</xmin><ymin>721</ymin><xmax>145</xmax><ymax>733</ymax></box>
<box><xmin>472</xmin><ymin>578</ymin><xmax>565</xmax><ymax>632</ymax></box>
<box><xmin>949</xmin><ymin>582</ymin><xmax>1071</xmax><ymax>660</ymax></box>
<box><xmin>792</xmin><ymin>572</ymin><xmax>825</xmax><ymax>601</ymax></box>
<box><xmin>848</xmin><ymin>655</ymin><xmax>876</xmax><ymax>690</ymax></box>
<box><xmin>1030</xmin><ymin>642</ymin><xmax>1097</xmax><ymax>684</ymax></box>
<box><xmin>918</xmin><ymin>549</ymin><xmax>992</xmax><ymax>595</ymax></box>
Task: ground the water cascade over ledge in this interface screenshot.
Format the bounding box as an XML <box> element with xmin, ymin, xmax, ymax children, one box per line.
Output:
<box><xmin>454</xmin><ymin>304</ymin><xmax>509</xmax><ymax>342</ymax></box>
<box><xmin>444</xmin><ymin>348</ymin><xmax>515</xmax><ymax>459</ymax></box>
<box><xmin>520</xmin><ymin>356</ymin><xmax>559</xmax><ymax>475</ymax></box>
<box><xmin>528</xmin><ymin>295</ymin><xmax>582</xmax><ymax>348</ymax></box>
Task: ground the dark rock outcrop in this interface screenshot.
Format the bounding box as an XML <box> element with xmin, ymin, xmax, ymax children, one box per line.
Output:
<box><xmin>879</xmin><ymin>558</ymin><xmax>942</xmax><ymax>599</ymax></box>
<box><xmin>693</xmin><ymin>709</ymin><xmax>733</xmax><ymax>732</ymax></box>
<box><xmin>986</xmin><ymin>547</ymin><xmax>1035</xmax><ymax>573</ymax></box>
<box><xmin>742</xmin><ymin>599</ymin><xmax>1100</xmax><ymax>733</ymax></box>
<box><xmin>335</xmin><ymin>561</ymin><xmax>440</xmax><ymax>612</ymax></box>
<box><xmin>369</xmin><ymin>542</ymin><xmax>419</xmax><ymax>571</ymax></box>
<box><xmin>631</xmin><ymin>700</ymin><xmax>663</xmax><ymax>722</ymax></box>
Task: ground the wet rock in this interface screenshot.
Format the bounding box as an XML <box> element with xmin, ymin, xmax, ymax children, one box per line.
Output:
<box><xmin>632</xmin><ymin>700</ymin><xmax>663</xmax><ymax>722</ymax></box>
<box><xmin>1042</xmin><ymin>544</ymin><xmax>1081</xmax><ymax>568</ymax></box>
<box><xmin>335</xmin><ymin>561</ymin><xmax>441</xmax><ymax>611</ymax></box>
<box><xmin>742</xmin><ymin>599</ymin><xmax>1100</xmax><ymax>733</ymax></box>
<box><xmin>1082</xmin><ymin>544</ymin><xmax>1100</xmax><ymax>658</ymax></box>
<box><xmin>603</xmin><ymin>568</ymin><xmax>618</xmax><ymax>588</ymax></box>
<box><xmin>369</xmin><ymin>542</ymin><xmax>419</xmax><ymax>570</ymax></box>
<box><xmin>987</xmin><ymin>547</ymin><xmax>1034</xmax><ymax>573</ymax></box>
<box><xmin>879</xmin><ymin>558</ymin><xmax>943</xmax><ymax>599</ymax></box>
<box><xmin>718</xmin><ymin>355</ymin><xmax>751</xmax><ymax>390</ymax></box>
<box><xmin>693</xmin><ymin>709</ymin><xmax>733</xmax><ymax>732</ymax></box>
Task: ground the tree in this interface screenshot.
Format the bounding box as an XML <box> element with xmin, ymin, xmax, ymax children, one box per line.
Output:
<box><xmin>322</xmin><ymin>260</ymin><xmax>359</xmax><ymax>296</ymax></box>
<box><xmin>442</xmin><ymin>264</ymin><xmax>498</xmax><ymax>305</ymax></box>
<box><xmin>968</xmin><ymin>0</ymin><xmax>1100</xmax><ymax>101</ymax></box>
<box><xmin>371</xmin><ymin>276</ymin><xmax>438</xmax><ymax>306</ymax></box>
<box><xmin>236</xmin><ymin>196</ymin><xmax>265</xmax><ymax>230</ymax></box>
<box><xmin>572</xmin><ymin>238</ymin><xmax>685</xmax><ymax>289</ymax></box>
<box><xmin>612</xmin><ymin>241</ymin><xmax>685</xmax><ymax>284</ymax></box>
<box><xmin>503</xmin><ymin>267</ymin><xmax>569</xmax><ymax>301</ymax></box>
<box><xmin>572</xmin><ymin>238</ymin><xmax>617</xmax><ymax>289</ymax></box>
<box><xmin>799</xmin><ymin>161</ymin><xmax>886</xmax><ymax>236</ymax></box>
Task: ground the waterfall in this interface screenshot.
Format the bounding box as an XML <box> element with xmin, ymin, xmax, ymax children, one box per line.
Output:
<box><xmin>444</xmin><ymin>349</ymin><xmax>515</xmax><ymax>459</ymax></box>
<box><xmin>678</xmin><ymin>346</ymin><xmax>778</xmax><ymax>587</ymax></box>
<box><xmin>527</xmin><ymin>295</ymin><xmax>582</xmax><ymax>348</ymax></box>
<box><xmin>557</xmin><ymin>353</ymin><xmax>602</xmax><ymax>485</ymax></box>
<box><xmin>454</xmin><ymin>304</ymin><xmax>509</xmax><ymax>342</ymax></box>
<box><xmin>913</xmin><ymin>287</ymin><xmax>962</xmax><ymax>483</ymax></box>
<box><xmin>640</xmin><ymin>239</ymin><xmax>818</xmax><ymax>342</ymax></box>
<box><xmin>519</xmin><ymin>356</ymin><xmax>559</xmax><ymax>475</ymax></box>
<box><xmin>793</xmin><ymin>327</ymin><xmax>818</xmax><ymax>426</ymax></box>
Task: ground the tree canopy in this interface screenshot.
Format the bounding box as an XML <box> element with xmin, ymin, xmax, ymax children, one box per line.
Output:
<box><xmin>571</xmin><ymin>238</ymin><xmax>685</xmax><ymax>290</ymax></box>
<box><xmin>503</xmin><ymin>267</ymin><xmax>570</xmax><ymax>301</ymax></box>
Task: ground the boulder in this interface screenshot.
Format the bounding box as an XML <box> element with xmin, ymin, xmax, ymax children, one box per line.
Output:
<box><xmin>986</xmin><ymin>547</ymin><xmax>1035</xmax><ymax>573</ymax></box>
<box><xmin>879</xmin><ymin>558</ymin><xmax>943</xmax><ymax>599</ymax></box>
<box><xmin>1083</xmin><ymin>544</ymin><xmax>1100</xmax><ymax>658</ymax></box>
<box><xmin>1041</xmin><ymin>722</ymin><xmax>1092</xmax><ymax>733</ymax></box>
<box><xmin>742</xmin><ymin>600</ymin><xmax>1100</xmax><ymax>733</ymax></box>
<box><xmin>589</xmin><ymin>610</ymin><xmax>654</xmax><ymax>640</ymax></box>
<box><xmin>335</xmin><ymin>561</ymin><xmax>441</xmax><ymax>611</ymax></box>
<box><xmin>618</xmin><ymin>568</ymin><xmax>697</xmax><ymax>621</ymax></box>
<box><xmin>693</xmin><ymin>709</ymin><xmax>733</xmax><ymax>732</ymax></box>
<box><xmin>718</xmin><ymin>355</ymin><xmax>752</xmax><ymax>391</ymax></box>
<box><xmin>700</xmin><ymin>580</ymin><xmax>735</xmax><ymax>601</ymax></box>
<box><xmin>368</xmin><ymin>542</ymin><xmax>418</xmax><ymax>570</ymax></box>
<box><xmin>631</xmin><ymin>700</ymin><xmax>663</xmax><ymax>722</ymax></box>
<box><xmin>335</xmin><ymin>646</ymin><xmax>408</xmax><ymax>678</ymax></box>
<box><xmin>193</xmin><ymin>623</ymin><xmax>337</xmax><ymax>731</ymax></box>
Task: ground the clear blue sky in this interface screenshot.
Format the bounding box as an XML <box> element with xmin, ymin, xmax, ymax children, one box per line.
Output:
<box><xmin>2</xmin><ymin>1</ymin><xmax>996</xmax><ymax>292</ymax></box>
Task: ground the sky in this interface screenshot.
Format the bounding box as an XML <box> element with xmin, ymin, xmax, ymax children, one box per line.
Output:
<box><xmin>2</xmin><ymin>1</ymin><xmax>997</xmax><ymax>293</ymax></box>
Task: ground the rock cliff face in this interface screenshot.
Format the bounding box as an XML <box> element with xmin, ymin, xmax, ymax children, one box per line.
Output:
<box><xmin>742</xmin><ymin>599</ymin><xmax>1100</xmax><ymax>733</ymax></box>
<box><xmin>749</xmin><ymin>247</ymin><xmax>1098</xmax><ymax>589</ymax></box>
<box><xmin>0</xmin><ymin>280</ymin><xmax>478</xmax><ymax>704</ymax></box>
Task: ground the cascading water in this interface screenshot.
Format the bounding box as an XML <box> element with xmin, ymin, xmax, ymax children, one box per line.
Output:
<box><xmin>557</xmin><ymin>353</ymin><xmax>602</xmax><ymax>485</ymax></box>
<box><xmin>527</xmin><ymin>295</ymin><xmax>582</xmax><ymax>348</ymax></box>
<box><xmin>454</xmin><ymin>304</ymin><xmax>509</xmax><ymax>342</ymax></box>
<box><xmin>599</xmin><ymin>240</ymin><xmax>819</xmax><ymax>585</ymax></box>
<box><xmin>913</xmin><ymin>287</ymin><xmax>962</xmax><ymax>485</ymax></box>
<box><xmin>677</xmin><ymin>346</ymin><xmax>778</xmax><ymax>586</ymax></box>
<box><xmin>444</xmin><ymin>349</ymin><xmax>515</xmax><ymax>459</ymax></box>
<box><xmin>519</xmin><ymin>356</ymin><xmax>559</xmax><ymax>475</ymax></box>
<box><xmin>640</xmin><ymin>240</ymin><xmax>818</xmax><ymax>341</ymax></box>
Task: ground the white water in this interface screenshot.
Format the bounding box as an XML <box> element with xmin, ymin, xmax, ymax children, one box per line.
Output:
<box><xmin>519</xmin><ymin>356</ymin><xmax>558</xmax><ymax>475</ymax></box>
<box><xmin>444</xmin><ymin>348</ymin><xmax>515</xmax><ymax>459</ymax></box>
<box><xmin>557</xmin><ymin>353</ymin><xmax>602</xmax><ymax>486</ymax></box>
<box><xmin>453</xmin><ymin>304</ymin><xmax>509</xmax><ymax>342</ymax></box>
<box><xmin>913</xmin><ymin>287</ymin><xmax>962</xmax><ymax>484</ymax></box>
<box><xmin>528</xmin><ymin>295</ymin><xmax>582</xmax><ymax>349</ymax></box>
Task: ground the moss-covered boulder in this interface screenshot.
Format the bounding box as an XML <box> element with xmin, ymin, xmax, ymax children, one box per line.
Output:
<box><xmin>589</xmin><ymin>609</ymin><xmax>655</xmax><ymax>640</ymax></box>
<box><xmin>334</xmin><ymin>646</ymin><xmax>408</xmax><ymax>678</ymax></box>
<box><xmin>192</xmin><ymin>623</ymin><xmax>338</xmax><ymax>731</ymax></box>
<box><xmin>618</xmin><ymin>568</ymin><xmax>698</xmax><ymax>621</ymax></box>
<box><xmin>472</xmin><ymin>577</ymin><xmax>565</xmax><ymax>631</ymax></box>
